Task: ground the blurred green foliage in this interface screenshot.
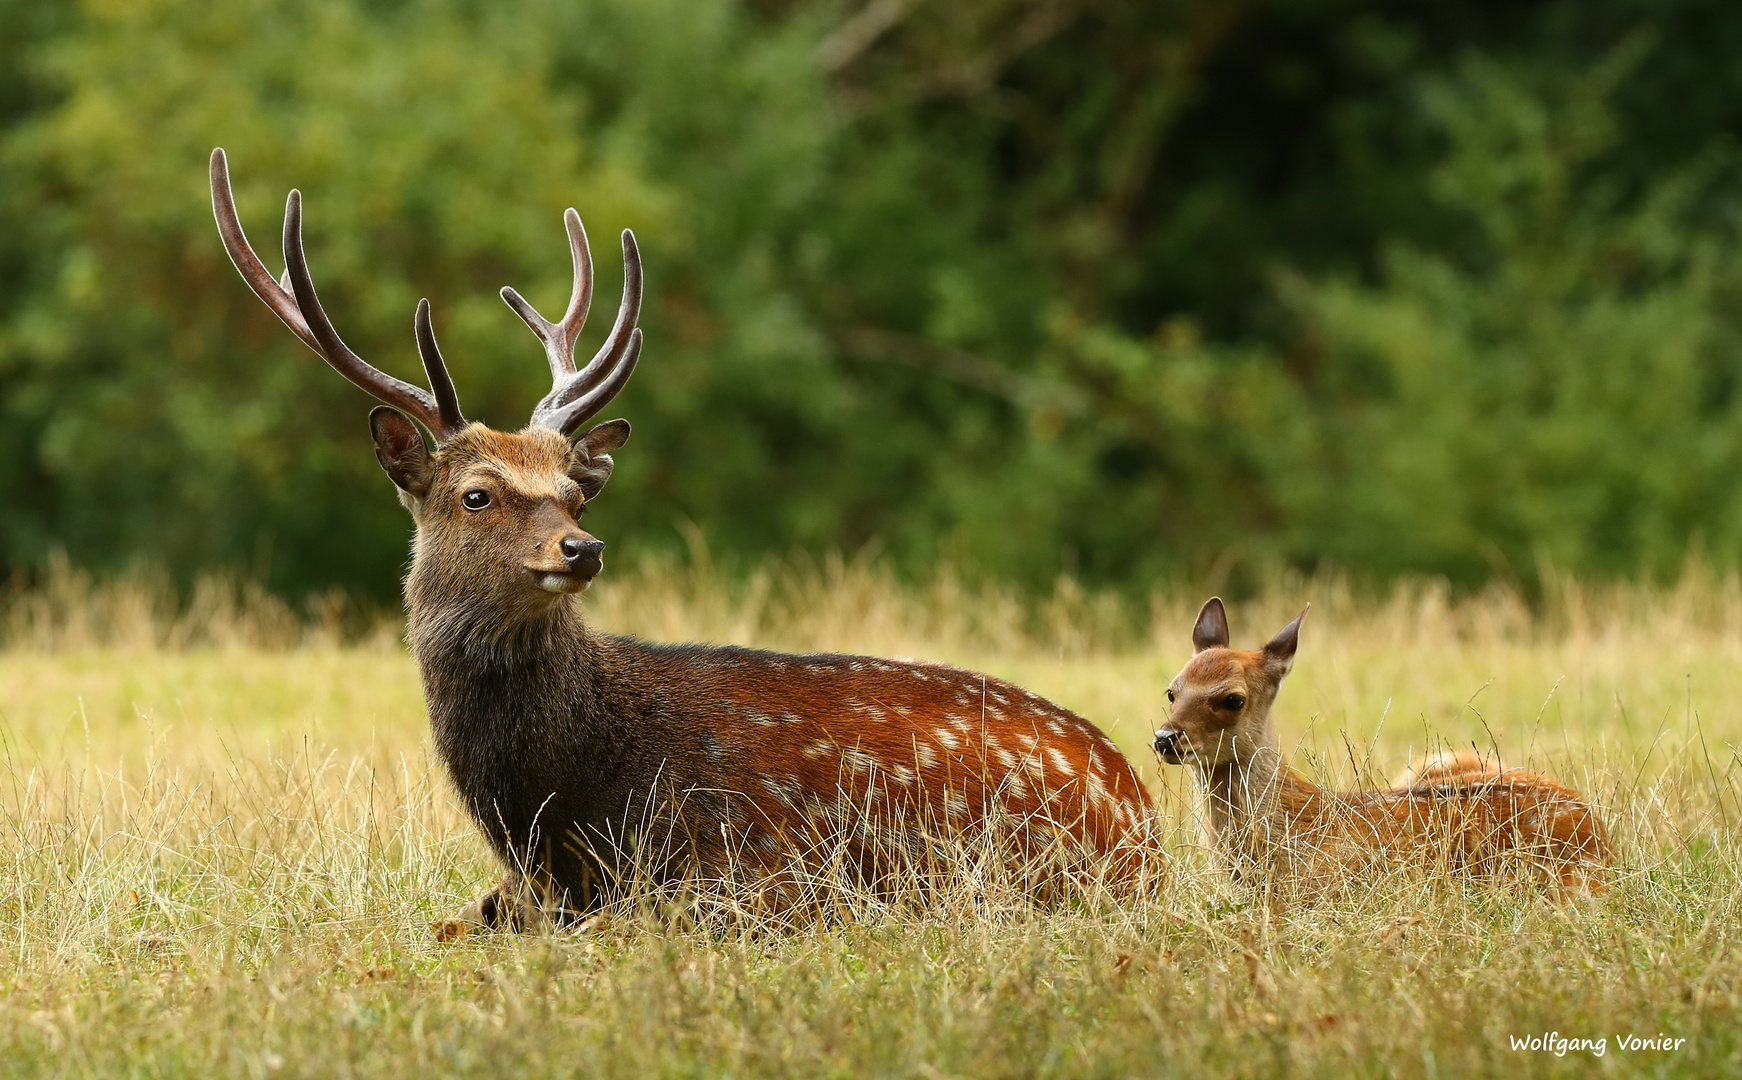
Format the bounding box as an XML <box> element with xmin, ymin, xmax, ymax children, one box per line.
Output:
<box><xmin>4</xmin><ymin>0</ymin><xmax>1742</xmax><ymax>601</ymax></box>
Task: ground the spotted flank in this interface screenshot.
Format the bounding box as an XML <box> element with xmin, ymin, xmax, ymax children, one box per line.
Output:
<box><xmin>664</xmin><ymin>645</ymin><xmax>1158</xmax><ymax>883</ymax></box>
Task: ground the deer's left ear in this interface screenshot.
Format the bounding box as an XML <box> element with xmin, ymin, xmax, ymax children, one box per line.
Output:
<box><xmin>1192</xmin><ymin>597</ymin><xmax>1230</xmax><ymax>652</ymax></box>
<box><xmin>1263</xmin><ymin>604</ymin><xmax>1309</xmax><ymax>679</ymax></box>
<box><xmin>570</xmin><ymin>418</ymin><xmax>631</xmax><ymax>499</ymax></box>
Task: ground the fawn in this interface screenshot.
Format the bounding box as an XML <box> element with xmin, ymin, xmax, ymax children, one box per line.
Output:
<box><xmin>1151</xmin><ymin>598</ymin><xmax>1611</xmax><ymax>894</ymax></box>
<box><xmin>208</xmin><ymin>150</ymin><xmax>1157</xmax><ymax>932</ymax></box>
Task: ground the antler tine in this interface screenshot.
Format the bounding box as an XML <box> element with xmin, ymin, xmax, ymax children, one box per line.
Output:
<box><xmin>500</xmin><ymin>208</ymin><xmax>594</xmax><ymax>379</ymax></box>
<box><xmin>539</xmin><ymin>230</ymin><xmax>642</xmax><ymax>414</ymax></box>
<box><xmin>414</xmin><ymin>298</ymin><xmax>466</xmax><ymax>436</ymax></box>
<box><xmin>212</xmin><ymin>148</ymin><xmax>467</xmax><ymax>442</ymax></box>
<box><xmin>542</xmin><ymin>329</ymin><xmax>643</xmax><ymax>437</ymax></box>
<box><xmin>522</xmin><ymin>225</ymin><xmax>645</xmax><ymax>438</ymax></box>
<box><xmin>210</xmin><ymin>148</ymin><xmax>321</xmax><ymax>354</ymax></box>
<box><xmin>279</xmin><ymin>182</ymin><xmax>467</xmax><ymax>442</ymax></box>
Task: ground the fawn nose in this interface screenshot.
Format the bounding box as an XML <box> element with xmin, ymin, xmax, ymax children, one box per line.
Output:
<box><xmin>561</xmin><ymin>535</ymin><xmax>605</xmax><ymax>576</ymax></box>
<box><xmin>1152</xmin><ymin>729</ymin><xmax>1182</xmax><ymax>758</ymax></box>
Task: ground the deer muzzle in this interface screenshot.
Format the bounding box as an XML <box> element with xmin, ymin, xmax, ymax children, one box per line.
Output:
<box><xmin>561</xmin><ymin>535</ymin><xmax>604</xmax><ymax>578</ymax></box>
<box><xmin>527</xmin><ymin>532</ymin><xmax>604</xmax><ymax>594</ymax></box>
<box><xmin>1152</xmin><ymin>728</ymin><xmax>1187</xmax><ymax>764</ymax></box>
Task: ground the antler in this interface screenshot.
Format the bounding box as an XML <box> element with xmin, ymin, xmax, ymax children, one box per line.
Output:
<box><xmin>209</xmin><ymin>148</ymin><xmax>468</xmax><ymax>442</ymax></box>
<box><xmin>501</xmin><ymin>211</ymin><xmax>643</xmax><ymax>438</ymax></box>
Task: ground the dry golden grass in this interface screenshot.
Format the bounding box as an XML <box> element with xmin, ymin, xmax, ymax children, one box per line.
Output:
<box><xmin>1</xmin><ymin>555</ymin><xmax>1739</xmax><ymax>1077</ymax></box>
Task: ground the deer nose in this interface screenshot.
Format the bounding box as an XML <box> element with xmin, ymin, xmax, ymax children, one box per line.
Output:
<box><xmin>561</xmin><ymin>535</ymin><xmax>605</xmax><ymax>575</ymax></box>
<box><xmin>1152</xmin><ymin>729</ymin><xmax>1182</xmax><ymax>757</ymax></box>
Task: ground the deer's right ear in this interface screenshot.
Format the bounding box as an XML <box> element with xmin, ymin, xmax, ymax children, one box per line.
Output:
<box><xmin>1263</xmin><ymin>604</ymin><xmax>1309</xmax><ymax>679</ymax></box>
<box><xmin>1192</xmin><ymin>597</ymin><xmax>1230</xmax><ymax>652</ymax></box>
<box><xmin>570</xmin><ymin>418</ymin><xmax>631</xmax><ymax>499</ymax></box>
<box><xmin>369</xmin><ymin>406</ymin><xmax>434</xmax><ymax>499</ymax></box>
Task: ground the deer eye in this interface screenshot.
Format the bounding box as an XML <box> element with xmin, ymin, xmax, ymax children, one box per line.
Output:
<box><xmin>1222</xmin><ymin>693</ymin><xmax>1246</xmax><ymax>711</ymax></box>
<box><xmin>462</xmin><ymin>490</ymin><xmax>491</xmax><ymax>511</ymax></box>
<box><xmin>1166</xmin><ymin>688</ymin><xmax>1176</xmax><ymax>703</ymax></box>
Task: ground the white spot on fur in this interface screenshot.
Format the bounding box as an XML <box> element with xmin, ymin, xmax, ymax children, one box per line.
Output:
<box><xmin>1046</xmin><ymin>747</ymin><xmax>1076</xmax><ymax>777</ymax></box>
<box><xmin>803</xmin><ymin>741</ymin><xmax>835</xmax><ymax>760</ymax></box>
<box><xmin>915</xmin><ymin>744</ymin><xmax>940</xmax><ymax>770</ymax></box>
<box><xmin>935</xmin><ymin>729</ymin><xmax>962</xmax><ymax>751</ymax></box>
<box><xmin>759</xmin><ymin>775</ymin><xmax>804</xmax><ymax>809</ymax></box>
<box><xmin>841</xmin><ymin>747</ymin><xmax>880</xmax><ymax>774</ymax></box>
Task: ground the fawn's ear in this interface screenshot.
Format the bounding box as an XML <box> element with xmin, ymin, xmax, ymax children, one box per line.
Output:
<box><xmin>1263</xmin><ymin>604</ymin><xmax>1309</xmax><ymax>679</ymax></box>
<box><xmin>570</xmin><ymin>418</ymin><xmax>631</xmax><ymax>500</ymax></box>
<box><xmin>370</xmin><ymin>406</ymin><xmax>434</xmax><ymax>499</ymax></box>
<box><xmin>1192</xmin><ymin>597</ymin><xmax>1230</xmax><ymax>652</ymax></box>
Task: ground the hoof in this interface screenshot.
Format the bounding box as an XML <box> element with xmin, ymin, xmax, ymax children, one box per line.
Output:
<box><xmin>431</xmin><ymin>880</ymin><xmax>567</xmax><ymax>941</ymax></box>
<box><xmin>431</xmin><ymin>916</ymin><xmax>473</xmax><ymax>943</ymax></box>
<box><xmin>431</xmin><ymin>886</ymin><xmax>501</xmax><ymax>942</ymax></box>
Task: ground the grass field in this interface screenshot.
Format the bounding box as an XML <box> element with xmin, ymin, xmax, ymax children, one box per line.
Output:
<box><xmin>2</xmin><ymin>557</ymin><xmax>1739</xmax><ymax>1078</ymax></box>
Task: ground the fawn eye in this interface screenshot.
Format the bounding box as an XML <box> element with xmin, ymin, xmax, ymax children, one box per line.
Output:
<box><xmin>1222</xmin><ymin>693</ymin><xmax>1246</xmax><ymax>711</ymax></box>
<box><xmin>462</xmin><ymin>490</ymin><xmax>491</xmax><ymax>511</ymax></box>
<box><xmin>1166</xmin><ymin>688</ymin><xmax>1176</xmax><ymax>703</ymax></box>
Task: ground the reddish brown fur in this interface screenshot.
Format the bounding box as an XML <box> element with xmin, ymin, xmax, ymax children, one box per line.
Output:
<box><xmin>1390</xmin><ymin>749</ymin><xmax>1503</xmax><ymax>789</ymax></box>
<box><xmin>1153</xmin><ymin>600</ymin><xmax>1611</xmax><ymax>894</ymax></box>
<box><xmin>638</xmin><ymin>651</ymin><xmax>1154</xmax><ymax>888</ymax></box>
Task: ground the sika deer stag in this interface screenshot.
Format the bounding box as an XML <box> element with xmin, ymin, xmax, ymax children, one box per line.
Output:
<box><xmin>1151</xmin><ymin>598</ymin><xmax>1610</xmax><ymax>894</ymax></box>
<box><xmin>209</xmin><ymin>150</ymin><xmax>1157</xmax><ymax>932</ymax></box>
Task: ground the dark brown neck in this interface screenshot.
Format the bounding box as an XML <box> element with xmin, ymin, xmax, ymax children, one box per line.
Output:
<box><xmin>403</xmin><ymin>561</ymin><xmax>618</xmax><ymax>776</ymax></box>
<box><xmin>402</xmin><ymin>564</ymin><xmax>639</xmax><ymax>882</ymax></box>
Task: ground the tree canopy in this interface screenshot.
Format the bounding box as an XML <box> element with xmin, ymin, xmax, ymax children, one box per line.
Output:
<box><xmin>4</xmin><ymin>0</ymin><xmax>1742</xmax><ymax>600</ymax></box>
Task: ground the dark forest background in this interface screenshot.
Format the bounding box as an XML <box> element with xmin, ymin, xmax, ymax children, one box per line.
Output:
<box><xmin>5</xmin><ymin>0</ymin><xmax>1742</xmax><ymax>603</ymax></box>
